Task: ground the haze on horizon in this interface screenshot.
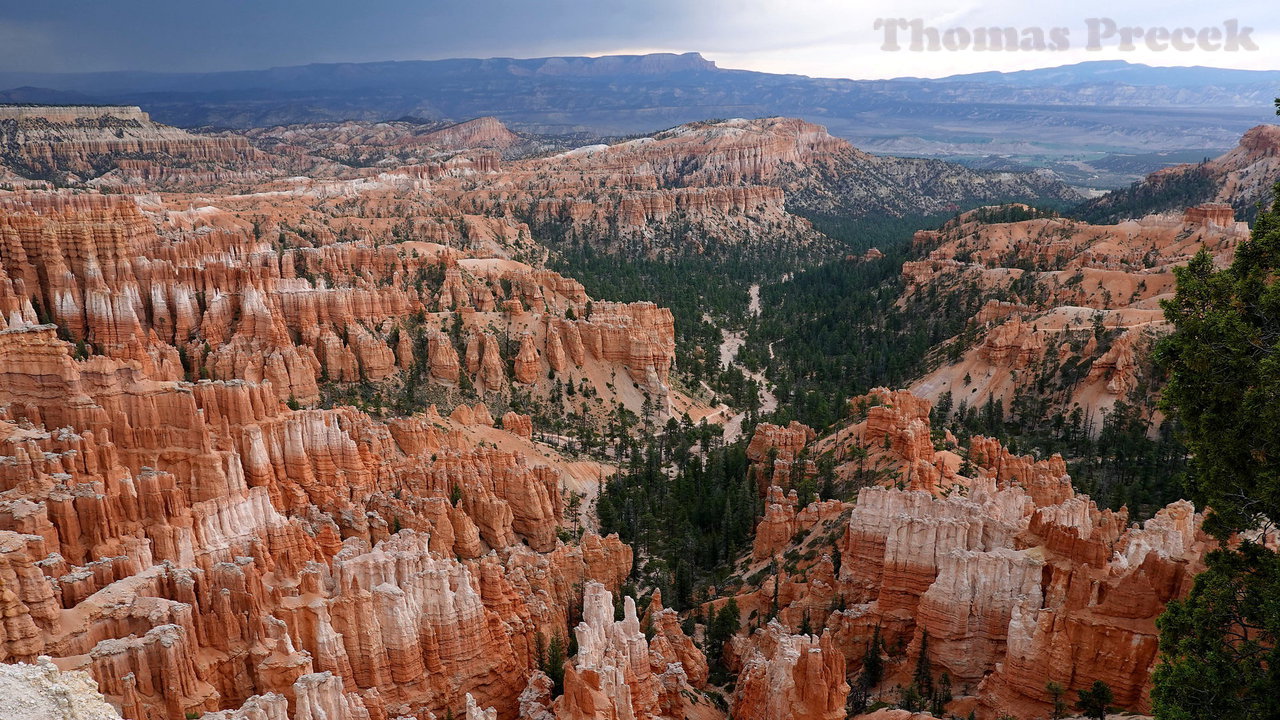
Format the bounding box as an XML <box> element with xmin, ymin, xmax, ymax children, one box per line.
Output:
<box><xmin>1</xmin><ymin>0</ymin><xmax>1277</xmax><ymax>81</ymax></box>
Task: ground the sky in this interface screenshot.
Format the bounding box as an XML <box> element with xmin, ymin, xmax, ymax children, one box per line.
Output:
<box><xmin>0</xmin><ymin>0</ymin><xmax>1276</xmax><ymax>79</ymax></box>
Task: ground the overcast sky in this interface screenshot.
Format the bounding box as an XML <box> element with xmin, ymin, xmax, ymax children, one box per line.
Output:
<box><xmin>1</xmin><ymin>0</ymin><xmax>1276</xmax><ymax>78</ymax></box>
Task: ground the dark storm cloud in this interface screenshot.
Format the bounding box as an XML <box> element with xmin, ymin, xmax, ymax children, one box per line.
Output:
<box><xmin>1</xmin><ymin>1</ymin><xmax>1275</xmax><ymax>78</ymax></box>
<box><xmin>0</xmin><ymin>0</ymin><xmax>722</xmax><ymax>73</ymax></box>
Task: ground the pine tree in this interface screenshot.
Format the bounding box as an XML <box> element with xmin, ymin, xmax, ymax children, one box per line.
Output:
<box><xmin>913</xmin><ymin>631</ymin><xmax>934</xmax><ymax>699</ymax></box>
<box><xmin>1076</xmin><ymin>680</ymin><xmax>1113</xmax><ymax>720</ymax></box>
<box><xmin>546</xmin><ymin>633</ymin><xmax>566</xmax><ymax>696</ymax></box>
<box><xmin>706</xmin><ymin>598</ymin><xmax>740</xmax><ymax>682</ymax></box>
<box><xmin>931</xmin><ymin>671</ymin><xmax>952</xmax><ymax>716</ymax></box>
<box><xmin>1046</xmin><ymin>680</ymin><xmax>1067</xmax><ymax>720</ymax></box>
<box><xmin>1152</xmin><ymin>181</ymin><xmax>1280</xmax><ymax>719</ymax></box>
<box><xmin>858</xmin><ymin>624</ymin><xmax>884</xmax><ymax>690</ymax></box>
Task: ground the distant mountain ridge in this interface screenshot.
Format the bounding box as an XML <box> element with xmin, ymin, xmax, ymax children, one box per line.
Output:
<box><xmin>2</xmin><ymin>54</ymin><xmax>1274</xmax><ymax>188</ymax></box>
<box><xmin>0</xmin><ymin>52</ymin><xmax>719</xmax><ymax>96</ymax></box>
<box><xmin>927</xmin><ymin>59</ymin><xmax>1280</xmax><ymax>87</ymax></box>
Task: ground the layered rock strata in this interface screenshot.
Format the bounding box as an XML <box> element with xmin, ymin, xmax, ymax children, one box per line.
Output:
<box><xmin>738</xmin><ymin>390</ymin><xmax>1207</xmax><ymax>719</ymax></box>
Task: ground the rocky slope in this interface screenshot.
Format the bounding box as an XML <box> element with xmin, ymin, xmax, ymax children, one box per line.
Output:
<box><xmin>502</xmin><ymin>117</ymin><xmax>1078</xmax><ymax>244</ymax></box>
<box><xmin>902</xmin><ymin>203</ymin><xmax>1247</xmax><ymax>426</ymax></box>
<box><xmin>723</xmin><ymin>388</ymin><xmax>1208</xmax><ymax>720</ymax></box>
<box><xmin>240</xmin><ymin>117</ymin><xmax>535</xmax><ymax>168</ymax></box>
<box><xmin>0</xmin><ymin>657</ymin><xmax>123</xmax><ymax>720</ymax></box>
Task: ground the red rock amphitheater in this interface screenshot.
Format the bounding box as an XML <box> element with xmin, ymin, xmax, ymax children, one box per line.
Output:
<box><xmin>0</xmin><ymin>105</ymin><xmax>1246</xmax><ymax>720</ymax></box>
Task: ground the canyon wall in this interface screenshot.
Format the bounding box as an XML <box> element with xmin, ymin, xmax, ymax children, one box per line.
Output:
<box><xmin>737</xmin><ymin>389</ymin><xmax>1208</xmax><ymax>719</ymax></box>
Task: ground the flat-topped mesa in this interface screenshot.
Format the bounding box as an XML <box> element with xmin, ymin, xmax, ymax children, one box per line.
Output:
<box><xmin>0</xmin><ymin>106</ymin><xmax>260</xmax><ymax>187</ymax></box>
<box><xmin>0</xmin><ymin>105</ymin><xmax>152</xmax><ymax>122</ymax></box>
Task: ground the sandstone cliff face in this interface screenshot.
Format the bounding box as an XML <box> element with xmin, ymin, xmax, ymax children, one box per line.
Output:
<box><xmin>0</xmin><ymin>345</ymin><xmax>636</xmax><ymax>718</ymax></box>
<box><xmin>741</xmin><ymin>390</ymin><xmax>1208</xmax><ymax>719</ymax></box>
<box><xmin>731</xmin><ymin>622</ymin><xmax>849</xmax><ymax>720</ymax></box>
<box><xmin>752</xmin><ymin>486</ymin><xmax>845</xmax><ymax>562</ymax></box>
<box><xmin>240</xmin><ymin>115</ymin><xmax>827</xmax><ymax>254</ymax></box>
<box><xmin>811</xmin><ymin>388</ymin><xmax>966</xmax><ymax>496</ymax></box>
<box><xmin>0</xmin><ymin>190</ymin><xmax>680</xmax><ymax>422</ymax></box>
<box><xmin>746</xmin><ymin>421</ymin><xmax>817</xmax><ymax>493</ymax></box>
<box><xmin>552</xmin><ymin>582</ymin><xmax>708</xmax><ymax>720</ymax></box>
